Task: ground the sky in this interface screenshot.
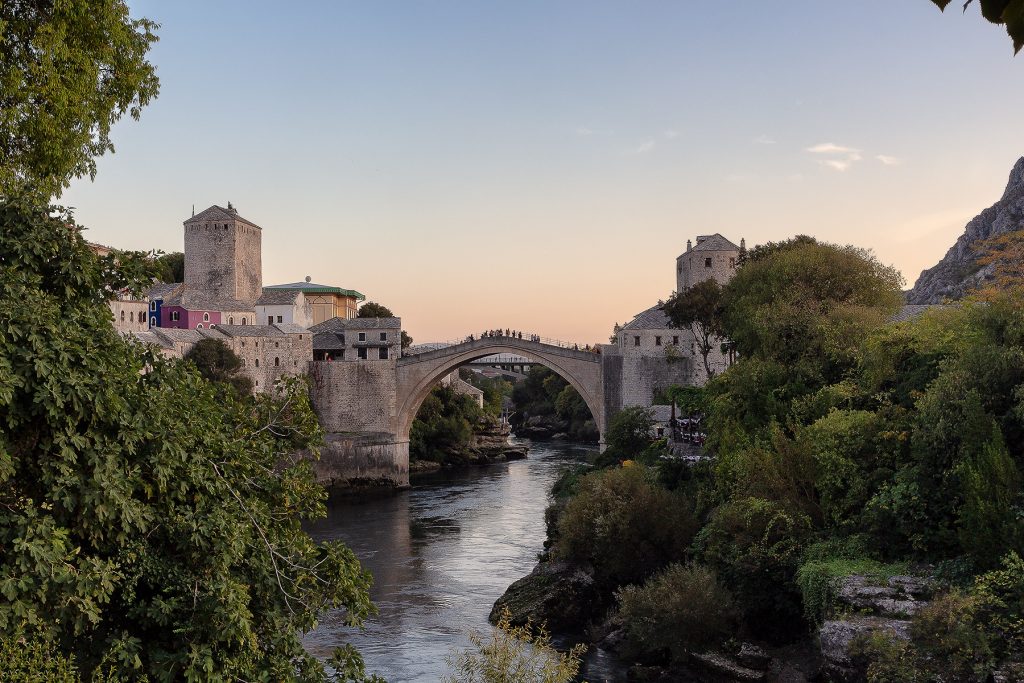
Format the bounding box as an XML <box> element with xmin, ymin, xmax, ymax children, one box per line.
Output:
<box><xmin>63</xmin><ymin>1</ymin><xmax>1024</xmax><ymax>344</ymax></box>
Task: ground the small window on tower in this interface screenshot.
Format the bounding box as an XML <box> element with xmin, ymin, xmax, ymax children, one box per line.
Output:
<box><xmin>634</xmin><ymin>336</ymin><xmax>640</xmax><ymax>347</ymax></box>
<box><xmin>705</xmin><ymin>257</ymin><xmax>712</xmax><ymax>268</ymax></box>
<box><xmin>380</xmin><ymin>332</ymin><xmax>387</xmax><ymax>341</ymax></box>
<box><xmin>673</xmin><ymin>336</ymin><xmax>679</xmax><ymax>345</ymax></box>
<box><xmin>729</xmin><ymin>257</ymin><xmax>736</xmax><ymax>268</ymax></box>
<box><xmin>655</xmin><ymin>336</ymin><xmax>662</xmax><ymax>346</ymax></box>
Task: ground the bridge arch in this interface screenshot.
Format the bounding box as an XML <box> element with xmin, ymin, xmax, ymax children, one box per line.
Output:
<box><xmin>395</xmin><ymin>339</ymin><xmax>605</xmax><ymax>444</ymax></box>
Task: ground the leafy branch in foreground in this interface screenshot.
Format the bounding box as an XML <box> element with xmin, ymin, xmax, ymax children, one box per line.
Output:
<box><xmin>443</xmin><ymin>606</ymin><xmax>586</xmax><ymax>683</ymax></box>
<box><xmin>931</xmin><ymin>0</ymin><xmax>1024</xmax><ymax>54</ymax></box>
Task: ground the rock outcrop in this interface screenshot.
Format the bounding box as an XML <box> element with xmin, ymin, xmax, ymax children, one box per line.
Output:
<box><xmin>907</xmin><ymin>156</ymin><xmax>1024</xmax><ymax>304</ymax></box>
<box><xmin>489</xmin><ymin>559</ymin><xmax>600</xmax><ymax>632</ymax></box>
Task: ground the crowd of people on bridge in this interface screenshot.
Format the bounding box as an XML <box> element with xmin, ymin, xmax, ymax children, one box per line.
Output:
<box><xmin>467</xmin><ymin>329</ymin><xmax>536</xmax><ymax>342</ymax></box>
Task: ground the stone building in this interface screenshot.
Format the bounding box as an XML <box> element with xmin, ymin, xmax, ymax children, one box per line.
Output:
<box><xmin>183</xmin><ymin>203</ymin><xmax>262</xmax><ymax>311</ymax></box>
<box><xmin>131</xmin><ymin>323</ymin><xmax>312</xmax><ymax>394</ymax></box>
<box><xmin>110</xmin><ymin>295</ymin><xmax>151</xmax><ymax>334</ymax></box>
<box><xmin>309</xmin><ymin>316</ymin><xmax>401</xmax><ymax>361</ymax></box>
<box><xmin>617</xmin><ymin>233</ymin><xmax>741</xmax><ymax>407</ymax></box>
<box><xmin>256</xmin><ymin>288</ymin><xmax>313</xmax><ymax>327</ymax></box>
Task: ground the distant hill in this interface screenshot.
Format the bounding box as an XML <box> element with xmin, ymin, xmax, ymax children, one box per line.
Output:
<box><xmin>907</xmin><ymin>157</ymin><xmax>1024</xmax><ymax>304</ymax></box>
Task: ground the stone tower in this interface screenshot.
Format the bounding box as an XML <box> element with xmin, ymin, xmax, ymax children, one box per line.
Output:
<box><xmin>676</xmin><ymin>233</ymin><xmax>741</xmax><ymax>292</ymax></box>
<box><xmin>183</xmin><ymin>204</ymin><xmax>262</xmax><ymax>308</ymax></box>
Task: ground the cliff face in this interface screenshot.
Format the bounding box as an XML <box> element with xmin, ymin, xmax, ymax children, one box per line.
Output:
<box><xmin>907</xmin><ymin>157</ymin><xmax>1024</xmax><ymax>304</ymax></box>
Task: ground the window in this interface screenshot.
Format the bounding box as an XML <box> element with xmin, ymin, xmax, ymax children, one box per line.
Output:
<box><xmin>673</xmin><ymin>335</ymin><xmax>679</xmax><ymax>345</ymax></box>
<box><xmin>655</xmin><ymin>336</ymin><xmax>662</xmax><ymax>346</ymax></box>
<box><xmin>268</xmin><ymin>316</ymin><xmax>273</xmax><ymax>325</ymax></box>
<box><xmin>705</xmin><ymin>257</ymin><xmax>712</xmax><ymax>268</ymax></box>
<box><xmin>276</xmin><ymin>315</ymin><xmax>283</xmax><ymax>323</ymax></box>
<box><xmin>255</xmin><ymin>358</ymin><xmax>259</xmax><ymax>367</ymax></box>
<box><xmin>203</xmin><ymin>313</ymin><xmax>210</xmax><ymax>322</ymax></box>
<box><xmin>150</xmin><ymin>301</ymin><xmax>156</xmax><ymax>311</ymax></box>
<box><xmin>729</xmin><ymin>257</ymin><xmax>736</xmax><ymax>268</ymax></box>
<box><xmin>196</xmin><ymin>323</ymin><xmax>203</xmax><ymax>329</ymax></box>
<box><xmin>357</xmin><ymin>348</ymin><xmax>367</xmax><ymax>360</ymax></box>
<box><xmin>120</xmin><ymin>311</ymin><xmax>125</xmax><ymax>322</ymax></box>
<box><xmin>379</xmin><ymin>332</ymin><xmax>387</xmax><ymax>341</ymax></box>
<box><xmin>242</xmin><ymin>318</ymin><xmax>247</xmax><ymax>325</ymax></box>
<box><xmin>130</xmin><ymin>311</ymin><xmax>134</xmax><ymax>322</ymax></box>
<box><xmin>633</xmin><ymin>335</ymin><xmax>640</xmax><ymax>347</ymax></box>
<box><xmin>358</xmin><ymin>332</ymin><xmax>366</xmax><ymax>341</ymax></box>
<box><xmin>274</xmin><ymin>342</ymin><xmax>279</xmax><ymax>348</ymax></box>
<box><xmin>274</xmin><ymin>357</ymin><xmax>280</xmax><ymax>366</ymax></box>
<box><xmin>141</xmin><ymin>312</ymin><xmax>146</xmax><ymax>323</ymax></box>
<box><xmin>255</xmin><ymin>342</ymin><xmax>258</xmax><ymax>348</ymax></box>
<box><xmin>379</xmin><ymin>347</ymin><xmax>389</xmax><ymax>359</ymax></box>
<box><xmin>229</xmin><ymin>317</ymin><xmax>234</xmax><ymax>324</ymax></box>
<box><xmin>171</xmin><ymin>311</ymin><xmax>180</xmax><ymax>322</ymax></box>
<box><xmin>241</xmin><ymin>341</ymin><xmax>246</xmax><ymax>347</ymax></box>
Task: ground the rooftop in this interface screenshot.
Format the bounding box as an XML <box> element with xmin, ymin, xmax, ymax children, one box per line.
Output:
<box><xmin>265</xmin><ymin>281</ymin><xmax>365</xmax><ymax>301</ymax></box>
<box><xmin>311</xmin><ymin>316</ymin><xmax>401</xmax><ymax>332</ymax></box>
<box><xmin>621</xmin><ymin>304</ymin><xmax>672</xmax><ymax>331</ymax></box>
<box><xmin>690</xmin><ymin>233</ymin><xmax>740</xmax><ymax>252</ymax></box>
<box><xmin>185</xmin><ymin>204</ymin><xmax>261</xmax><ymax>230</ymax></box>
<box><xmin>255</xmin><ymin>288</ymin><xmax>303</xmax><ymax>306</ymax></box>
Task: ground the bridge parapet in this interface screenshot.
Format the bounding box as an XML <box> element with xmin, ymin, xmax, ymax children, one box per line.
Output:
<box><xmin>400</xmin><ymin>336</ymin><xmax>601</xmax><ymax>366</ymax></box>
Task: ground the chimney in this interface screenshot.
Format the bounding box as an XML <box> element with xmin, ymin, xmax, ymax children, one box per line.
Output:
<box><xmin>740</xmin><ymin>238</ymin><xmax>746</xmax><ymax>250</ymax></box>
<box><xmin>686</xmin><ymin>239</ymin><xmax>692</xmax><ymax>252</ymax></box>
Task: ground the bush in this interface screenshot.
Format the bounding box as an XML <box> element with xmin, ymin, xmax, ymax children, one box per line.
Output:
<box><xmin>554</xmin><ymin>466</ymin><xmax>698</xmax><ymax>586</ymax></box>
<box><xmin>0</xmin><ymin>636</ymin><xmax>78</xmax><ymax>682</ymax></box>
<box><xmin>696</xmin><ymin>497</ymin><xmax>812</xmax><ymax>637</ymax></box>
<box><xmin>443</xmin><ymin>606</ymin><xmax>585</xmax><ymax>683</ymax></box>
<box><xmin>616</xmin><ymin>563</ymin><xmax>737</xmax><ymax>661</ymax></box>
<box><xmin>796</xmin><ymin>556</ymin><xmax>908</xmax><ymax>624</ymax></box>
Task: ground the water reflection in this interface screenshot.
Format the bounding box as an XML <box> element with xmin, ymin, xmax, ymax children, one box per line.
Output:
<box><xmin>303</xmin><ymin>439</ymin><xmax>625</xmax><ymax>682</ymax></box>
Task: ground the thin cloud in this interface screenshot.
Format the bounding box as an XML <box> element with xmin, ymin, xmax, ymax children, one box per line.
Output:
<box><xmin>877</xmin><ymin>154</ymin><xmax>902</xmax><ymax>166</ymax></box>
<box><xmin>822</xmin><ymin>159</ymin><xmax>853</xmax><ymax>172</ymax></box>
<box><xmin>663</xmin><ymin>129</ymin><xmax>680</xmax><ymax>139</ymax></box>
<box><xmin>754</xmin><ymin>134</ymin><xmax>776</xmax><ymax>145</ymax></box>
<box><xmin>576</xmin><ymin>127</ymin><xmax>594</xmax><ymax>136</ymax></box>
<box><xmin>632</xmin><ymin>139</ymin><xmax>655</xmax><ymax>154</ymax></box>
<box><xmin>806</xmin><ymin>142</ymin><xmax>859</xmax><ymax>155</ymax></box>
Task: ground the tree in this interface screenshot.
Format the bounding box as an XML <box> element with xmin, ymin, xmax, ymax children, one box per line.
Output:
<box><xmin>357</xmin><ymin>300</ymin><xmax>412</xmax><ymax>348</ymax></box>
<box><xmin>0</xmin><ymin>199</ymin><xmax>380</xmax><ymax>681</ymax></box>
<box><xmin>185</xmin><ymin>337</ymin><xmax>254</xmax><ymax>395</ymax></box>
<box><xmin>0</xmin><ymin>0</ymin><xmax>160</xmax><ymax>198</ymax></box>
<box><xmin>663</xmin><ymin>278</ymin><xmax>726</xmax><ymax>379</ymax></box>
<box><xmin>154</xmin><ymin>251</ymin><xmax>184</xmax><ymax>283</ymax></box>
<box><xmin>931</xmin><ymin>0</ymin><xmax>1024</xmax><ymax>54</ymax></box>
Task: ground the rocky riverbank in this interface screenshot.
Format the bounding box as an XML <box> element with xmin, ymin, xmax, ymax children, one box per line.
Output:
<box><xmin>410</xmin><ymin>420</ymin><xmax>528</xmax><ymax>473</ymax></box>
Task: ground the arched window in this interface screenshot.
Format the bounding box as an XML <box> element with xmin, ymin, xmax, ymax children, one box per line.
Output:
<box><xmin>255</xmin><ymin>358</ymin><xmax>259</xmax><ymax>368</ymax></box>
<box><xmin>242</xmin><ymin>318</ymin><xmax>247</xmax><ymax>325</ymax></box>
<box><xmin>141</xmin><ymin>312</ymin><xmax>146</xmax><ymax>323</ymax></box>
<box><xmin>197</xmin><ymin>323</ymin><xmax>204</xmax><ymax>329</ymax></box>
<box><xmin>274</xmin><ymin>357</ymin><xmax>279</xmax><ymax>366</ymax></box>
<box><xmin>229</xmin><ymin>317</ymin><xmax>234</xmax><ymax>325</ymax></box>
<box><xmin>203</xmin><ymin>312</ymin><xmax>210</xmax><ymax>322</ymax></box>
<box><xmin>120</xmin><ymin>311</ymin><xmax>125</xmax><ymax>322</ymax></box>
<box><xmin>130</xmin><ymin>311</ymin><xmax>134</xmax><ymax>322</ymax></box>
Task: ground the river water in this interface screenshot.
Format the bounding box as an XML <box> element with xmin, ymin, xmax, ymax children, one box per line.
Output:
<box><xmin>302</xmin><ymin>439</ymin><xmax>626</xmax><ymax>682</ymax></box>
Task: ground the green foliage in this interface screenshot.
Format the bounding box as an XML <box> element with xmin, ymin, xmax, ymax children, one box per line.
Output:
<box><xmin>554</xmin><ymin>466</ymin><xmax>698</xmax><ymax>586</ymax></box>
<box><xmin>695</xmin><ymin>497</ymin><xmax>812</xmax><ymax>635</ymax></box>
<box><xmin>442</xmin><ymin>606</ymin><xmax>585</xmax><ymax>683</ymax></box>
<box><xmin>0</xmin><ymin>0</ymin><xmax>160</xmax><ymax>198</ymax></box>
<box><xmin>0</xmin><ymin>635</ymin><xmax>79</xmax><ymax>682</ymax></box>
<box><xmin>652</xmin><ymin>385</ymin><xmax>707</xmax><ymax>415</ymax></box>
<box><xmin>616</xmin><ymin>563</ymin><xmax>737</xmax><ymax>661</ymax></box>
<box><xmin>972</xmin><ymin>551</ymin><xmax>1024</xmax><ymax>659</ymax></box>
<box><xmin>662</xmin><ymin>278</ymin><xmax>725</xmax><ymax>379</ymax></box>
<box><xmin>0</xmin><ymin>199</ymin><xmax>377</xmax><ymax>681</ymax></box>
<box><xmin>510</xmin><ymin>366</ymin><xmax>597</xmax><ymax>442</ymax></box>
<box><xmin>796</xmin><ymin>556</ymin><xmax>909</xmax><ymax>624</ymax></box>
<box><xmin>410</xmin><ymin>384</ymin><xmax>483</xmax><ymax>464</ymax></box>
<box><xmin>931</xmin><ymin>0</ymin><xmax>1024</xmax><ymax>54</ymax></box>
<box><xmin>153</xmin><ymin>251</ymin><xmax>184</xmax><ymax>283</ymax></box>
<box><xmin>184</xmin><ymin>337</ymin><xmax>254</xmax><ymax>395</ymax></box>
<box><xmin>599</xmin><ymin>406</ymin><xmax>654</xmax><ymax>463</ymax></box>
<box><xmin>463</xmin><ymin>371</ymin><xmax>513</xmax><ymax>418</ymax></box>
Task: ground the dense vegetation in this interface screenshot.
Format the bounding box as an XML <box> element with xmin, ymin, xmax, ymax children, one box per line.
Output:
<box><xmin>509</xmin><ymin>366</ymin><xmax>599</xmax><ymax>443</ymax></box>
<box><xmin>0</xmin><ymin>200</ymin><xmax>381</xmax><ymax>681</ymax></box>
<box><xmin>410</xmin><ymin>384</ymin><xmax>486</xmax><ymax>464</ymax></box>
<box><xmin>540</xmin><ymin>236</ymin><xmax>1024</xmax><ymax>677</ymax></box>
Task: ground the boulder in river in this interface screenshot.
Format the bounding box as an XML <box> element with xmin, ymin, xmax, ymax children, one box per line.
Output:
<box><xmin>490</xmin><ymin>559</ymin><xmax>599</xmax><ymax>632</ymax></box>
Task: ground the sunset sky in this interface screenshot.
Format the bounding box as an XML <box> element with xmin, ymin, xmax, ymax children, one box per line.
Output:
<box><xmin>64</xmin><ymin>1</ymin><xmax>1024</xmax><ymax>344</ymax></box>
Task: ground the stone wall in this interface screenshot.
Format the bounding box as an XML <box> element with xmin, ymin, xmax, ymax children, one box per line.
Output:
<box><xmin>312</xmin><ymin>433</ymin><xmax>409</xmax><ymax>489</ymax></box>
<box><xmin>677</xmin><ymin>247</ymin><xmax>737</xmax><ymax>292</ymax></box>
<box><xmin>620</xmin><ymin>354</ymin><xmax>692</xmax><ymax>408</ymax></box>
<box><xmin>231</xmin><ymin>331</ymin><xmax>312</xmax><ymax>392</ymax></box>
<box><xmin>183</xmin><ymin>215</ymin><xmax>262</xmax><ymax>304</ymax></box>
<box><xmin>308</xmin><ymin>358</ymin><xmax>398</xmax><ymax>433</ymax></box>
<box><xmin>110</xmin><ymin>299</ymin><xmax>150</xmax><ymax>334</ymax></box>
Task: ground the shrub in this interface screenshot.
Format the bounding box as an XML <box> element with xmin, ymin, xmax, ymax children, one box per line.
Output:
<box><xmin>972</xmin><ymin>551</ymin><xmax>1024</xmax><ymax>660</ymax></box>
<box><xmin>796</xmin><ymin>556</ymin><xmax>909</xmax><ymax>624</ymax></box>
<box><xmin>553</xmin><ymin>466</ymin><xmax>698</xmax><ymax>586</ymax></box>
<box><xmin>0</xmin><ymin>636</ymin><xmax>78</xmax><ymax>682</ymax></box>
<box><xmin>616</xmin><ymin>563</ymin><xmax>737</xmax><ymax>661</ymax></box>
<box><xmin>443</xmin><ymin>606</ymin><xmax>585</xmax><ymax>683</ymax></box>
<box><xmin>696</xmin><ymin>497</ymin><xmax>812</xmax><ymax>637</ymax></box>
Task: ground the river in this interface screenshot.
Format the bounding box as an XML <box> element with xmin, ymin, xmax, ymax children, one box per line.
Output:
<box><xmin>302</xmin><ymin>438</ymin><xmax>626</xmax><ymax>682</ymax></box>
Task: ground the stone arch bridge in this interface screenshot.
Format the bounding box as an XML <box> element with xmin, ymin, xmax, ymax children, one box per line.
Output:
<box><xmin>308</xmin><ymin>336</ymin><xmax>624</xmax><ymax>488</ymax></box>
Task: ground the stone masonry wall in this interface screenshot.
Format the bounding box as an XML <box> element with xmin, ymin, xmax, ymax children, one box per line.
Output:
<box><xmin>308</xmin><ymin>359</ymin><xmax>398</xmax><ymax>433</ymax></box>
<box><xmin>183</xmin><ymin>217</ymin><xmax>262</xmax><ymax>304</ymax></box>
<box><xmin>312</xmin><ymin>433</ymin><xmax>409</xmax><ymax>489</ymax></box>
<box><xmin>677</xmin><ymin>248</ymin><xmax>737</xmax><ymax>293</ymax></box>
